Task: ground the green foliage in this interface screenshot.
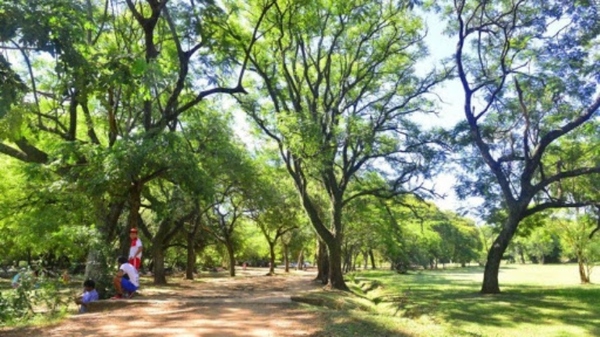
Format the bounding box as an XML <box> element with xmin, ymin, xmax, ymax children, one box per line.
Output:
<box><xmin>0</xmin><ymin>272</ymin><xmax>70</xmax><ymax>326</ymax></box>
<box><xmin>552</xmin><ymin>209</ymin><xmax>600</xmax><ymax>281</ymax></box>
<box><xmin>0</xmin><ymin>56</ymin><xmax>26</xmax><ymax>119</ymax></box>
<box><xmin>298</xmin><ymin>265</ymin><xmax>600</xmax><ymax>336</ymax></box>
<box><xmin>366</xmin><ymin>196</ymin><xmax>482</xmax><ymax>271</ymax></box>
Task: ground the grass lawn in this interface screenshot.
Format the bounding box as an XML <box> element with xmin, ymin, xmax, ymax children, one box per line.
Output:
<box><xmin>304</xmin><ymin>264</ymin><xmax>600</xmax><ymax>337</ymax></box>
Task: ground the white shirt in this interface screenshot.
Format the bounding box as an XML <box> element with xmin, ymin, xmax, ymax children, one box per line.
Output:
<box><xmin>119</xmin><ymin>263</ymin><xmax>139</xmax><ymax>287</ymax></box>
<box><xmin>129</xmin><ymin>238</ymin><xmax>142</xmax><ymax>260</ymax></box>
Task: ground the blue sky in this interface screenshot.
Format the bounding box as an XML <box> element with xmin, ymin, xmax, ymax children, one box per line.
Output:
<box><xmin>232</xmin><ymin>11</ymin><xmax>481</xmax><ymax>220</ymax></box>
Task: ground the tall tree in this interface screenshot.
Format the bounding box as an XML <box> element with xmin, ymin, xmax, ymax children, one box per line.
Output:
<box><xmin>0</xmin><ymin>0</ymin><xmax>271</xmax><ymax>280</ymax></box>
<box><xmin>443</xmin><ymin>0</ymin><xmax>600</xmax><ymax>293</ymax></box>
<box><xmin>238</xmin><ymin>0</ymin><xmax>443</xmax><ymax>290</ymax></box>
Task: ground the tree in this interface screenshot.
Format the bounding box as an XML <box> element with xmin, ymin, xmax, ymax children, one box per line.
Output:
<box><xmin>248</xmin><ymin>161</ymin><xmax>303</xmax><ymax>275</ymax></box>
<box><xmin>432</xmin><ymin>212</ymin><xmax>482</xmax><ymax>267</ymax></box>
<box><xmin>0</xmin><ymin>0</ymin><xmax>271</xmax><ymax>281</ymax></box>
<box><xmin>238</xmin><ymin>0</ymin><xmax>443</xmax><ymax>290</ymax></box>
<box><xmin>554</xmin><ymin>209</ymin><xmax>600</xmax><ymax>283</ymax></box>
<box><xmin>443</xmin><ymin>0</ymin><xmax>600</xmax><ymax>293</ymax></box>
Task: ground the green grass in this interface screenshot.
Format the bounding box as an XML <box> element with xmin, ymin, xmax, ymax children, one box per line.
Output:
<box><xmin>299</xmin><ymin>264</ymin><xmax>600</xmax><ymax>337</ymax></box>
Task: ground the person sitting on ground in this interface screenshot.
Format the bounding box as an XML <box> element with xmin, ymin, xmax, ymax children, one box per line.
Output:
<box><xmin>75</xmin><ymin>279</ymin><xmax>99</xmax><ymax>313</ymax></box>
<box><xmin>112</xmin><ymin>256</ymin><xmax>139</xmax><ymax>299</ymax></box>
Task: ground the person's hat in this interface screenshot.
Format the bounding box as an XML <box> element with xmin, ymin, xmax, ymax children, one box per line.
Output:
<box><xmin>130</xmin><ymin>228</ymin><xmax>138</xmax><ymax>233</ymax></box>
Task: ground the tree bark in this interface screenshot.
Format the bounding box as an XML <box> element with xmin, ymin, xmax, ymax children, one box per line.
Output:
<box><xmin>369</xmin><ymin>249</ymin><xmax>376</xmax><ymax>269</ymax></box>
<box><xmin>577</xmin><ymin>251</ymin><xmax>590</xmax><ymax>283</ymax></box>
<box><xmin>153</xmin><ymin>247</ymin><xmax>167</xmax><ymax>285</ymax></box>
<box><xmin>85</xmin><ymin>201</ymin><xmax>124</xmax><ymax>298</ymax></box>
<box><xmin>481</xmin><ymin>215</ymin><xmax>520</xmax><ymax>294</ymax></box>
<box><xmin>296</xmin><ymin>248</ymin><xmax>304</xmax><ymax>271</ymax></box>
<box><xmin>283</xmin><ymin>243</ymin><xmax>290</xmax><ymax>273</ymax></box>
<box><xmin>226</xmin><ymin>242</ymin><xmax>236</xmax><ymax>277</ymax></box>
<box><xmin>185</xmin><ymin>231</ymin><xmax>195</xmax><ymax>280</ymax></box>
<box><xmin>268</xmin><ymin>241</ymin><xmax>276</xmax><ymax>275</ymax></box>
<box><xmin>315</xmin><ymin>239</ymin><xmax>329</xmax><ymax>284</ymax></box>
<box><xmin>326</xmin><ymin>238</ymin><xmax>348</xmax><ymax>291</ymax></box>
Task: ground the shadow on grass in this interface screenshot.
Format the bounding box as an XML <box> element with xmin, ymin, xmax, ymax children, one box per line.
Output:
<box><xmin>355</xmin><ymin>269</ymin><xmax>600</xmax><ymax>336</ymax></box>
<box><xmin>308</xmin><ymin>309</ymin><xmax>414</xmax><ymax>337</ymax></box>
<box><xmin>438</xmin><ymin>287</ymin><xmax>600</xmax><ymax>336</ymax></box>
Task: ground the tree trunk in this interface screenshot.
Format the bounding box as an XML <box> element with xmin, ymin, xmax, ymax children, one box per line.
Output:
<box><xmin>296</xmin><ymin>248</ymin><xmax>305</xmax><ymax>271</ymax></box>
<box><xmin>315</xmin><ymin>239</ymin><xmax>329</xmax><ymax>284</ymax></box>
<box><xmin>577</xmin><ymin>251</ymin><xmax>590</xmax><ymax>283</ymax></box>
<box><xmin>369</xmin><ymin>249</ymin><xmax>376</xmax><ymax>269</ymax></box>
<box><xmin>363</xmin><ymin>251</ymin><xmax>368</xmax><ymax>270</ymax></box>
<box><xmin>353</xmin><ymin>250</ymin><xmax>360</xmax><ymax>271</ymax></box>
<box><xmin>342</xmin><ymin>243</ymin><xmax>350</xmax><ymax>273</ymax></box>
<box><xmin>153</xmin><ymin>247</ymin><xmax>167</xmax><ymax>285</ymax></box>
<box><xmin>481</xmin><ymin>215</ymin><xmax>520</xmax><ymax>294</ymax></box>
<box><xmin>226</xmin><ymin>242</ymin><xmax>236</xmax><ymax>277</ymax></box>
<box><xmin>86</xmin><ymin>201</ymin><xmax>124</xmax><ymax>299</ymax></box>
<box><xmin>283</xmin><ymin>243</ymin><xmax>290</xmax><ymax>272</ymax></box>
<box><xmin>185</xmin><ymin>231</ymin><xmax>195</xmax><ymax>280</ymax></box>
<box><xmin>326</xmin><ymin>199</ymin><xmax>349</xmax><ymax>290</ymax></box>
<box><xmin>268</xmin><ymin>242</ymin><xmax>276</xmax><ymax>275</ymax></box>
<box><xmin>128</xmin><ymin>182</ymin><xmax>142</xmax><ymax>230</ymax></box>
<box><xmin>326</xmin><ymin>238</ymin><xmax>348</xmax><ymax>291</ymax></box>
<box><xmin>519</xmin><ymin>248</ymin><xmax>526</xmax><ymax>264</ymax></box>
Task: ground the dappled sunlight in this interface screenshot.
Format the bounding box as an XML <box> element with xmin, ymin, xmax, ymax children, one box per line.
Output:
<box><xmin>3</xmin><ymin>303</ymin><xmax>322</xmax><ymax>337</ymax></box>
<box><xmin>348</xmin><ymin>264</ymin><xmax>600</xmax><ymax>336</ymax></box>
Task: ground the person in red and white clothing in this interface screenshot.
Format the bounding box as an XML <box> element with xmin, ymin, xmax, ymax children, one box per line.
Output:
<box><xmin>129</xmin><ymin>228</ymin><xmax>142</xmax><ymax>271</ymax></box>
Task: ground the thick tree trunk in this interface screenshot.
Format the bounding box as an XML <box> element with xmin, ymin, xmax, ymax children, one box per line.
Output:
<box><xmin>226</xmin><ymin>242</ymin><xmax>236</xmax><ymax>277</ymax></box>
<box><xmin>296</xmin><ymin>248</ymin><xmax>304</xmax><ymax>270</ymax></box>
<box><xmin>363</xmin><ymin>251</ymin><xmax>368</xmax><ymax>270</ymax></box>
<box><xmin>84</xmin><ymin>248</ymin><xmax>110</xmax><ymax>298</ymax></box>
<box><xmin>481</xmin><ymin>215</ymin><xmax>520</xmax><ymax>294</ymax></box>
<box><xmin>185</xmin><ymin>231</ymin><xmax>195</xmax><ymax>280</ymax></box>
<box><xmin>268</xmin><ymin>242</ymin><xmax>276</xmax><ymax>275</ymax></box>
<box><xmin>128</xmin><ymin>182</ymin><xmax>142</xmax><ymax>230</ymax></box>
<box><xmin>323</xmin><ymin>198</ymin><xmax>349</xmax><ymax>290</ymax></box>
<box><xmin>86</xmin><ymin>201</ymin><xmax>124</xmax><ymax>299</ymax></box>
<box><xmin>315</xmin><ymin>239</ymin><xmax>329</xmax><ymax>284</ymax></box>
<box><xmin>326</xmin><ymin>240</ymin><xmax>348</xmax><ymax>291</ymax></box>
<box><xmin>153</xmin><ymin>247</ymin><xmax>167</xmax><ymax>285</ymax></box>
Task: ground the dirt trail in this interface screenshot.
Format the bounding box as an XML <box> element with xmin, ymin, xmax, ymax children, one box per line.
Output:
<box><xmin>0</xmin><ymin>269</ymin><xmax>326</xmax><ymax>337</ymax></box>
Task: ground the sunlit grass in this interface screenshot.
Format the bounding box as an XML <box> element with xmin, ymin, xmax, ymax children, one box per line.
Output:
<box><xmin>301</xmin><ymin>264</ymin><xmax>600</xmax><ymax>337</ymax></box>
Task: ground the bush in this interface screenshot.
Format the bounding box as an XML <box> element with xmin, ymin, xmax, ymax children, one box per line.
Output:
<box><xmin>0</xmin><ymin>272</ymin><xmax>70</xmax><ymax>326</ymax></box>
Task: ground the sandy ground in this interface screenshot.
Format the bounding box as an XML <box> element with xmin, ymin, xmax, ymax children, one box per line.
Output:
<box><xmin>0</xmin><ymin>268</ymin><xmax>327</xmax><ymax>337</ymax></box>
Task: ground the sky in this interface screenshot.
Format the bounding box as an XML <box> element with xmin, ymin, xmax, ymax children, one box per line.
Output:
<box><xmin>414</xmin><ymin>13</ymin><xmax>469</xmax><ymax>213</ymax></box>
<box><xmin>231</xmin><ymin>11</ymin><xmax>482</xmax><ymax>220</ymax></box>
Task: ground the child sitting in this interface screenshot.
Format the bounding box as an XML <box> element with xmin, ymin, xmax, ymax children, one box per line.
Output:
<box><xmin>75</xmin><ymin>279</ymin><xmax>99</xmax><ymax>313</ymax></box>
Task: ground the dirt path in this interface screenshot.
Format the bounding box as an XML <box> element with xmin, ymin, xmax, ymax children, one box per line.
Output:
<box><xmin>0</xmin><ymin>268</ymin><xmax>327</xmax><ymax>337</ymax></box>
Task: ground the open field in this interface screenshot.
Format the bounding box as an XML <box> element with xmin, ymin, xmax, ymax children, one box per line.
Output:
<box><xmin>328</xmin><ymin>264</ymin><xmax>600</xmax><ymax>337</ymax></box>
<box><xmin>1</xmin><ymin>264</ymin><xmax>598</xmax><ymax>336</ymax></box>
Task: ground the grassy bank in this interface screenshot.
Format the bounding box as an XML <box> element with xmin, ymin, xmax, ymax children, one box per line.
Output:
<box><xmin>303</xmin><ymin>264</ymin><xmax>600</xmax><ymax>337</ymax></box>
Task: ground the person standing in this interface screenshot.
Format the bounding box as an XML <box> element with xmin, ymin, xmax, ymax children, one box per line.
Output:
<box><xmin>129</xmin><ymin>228</ymin><xmax>143</xmax><ymax>271</ymax></box>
